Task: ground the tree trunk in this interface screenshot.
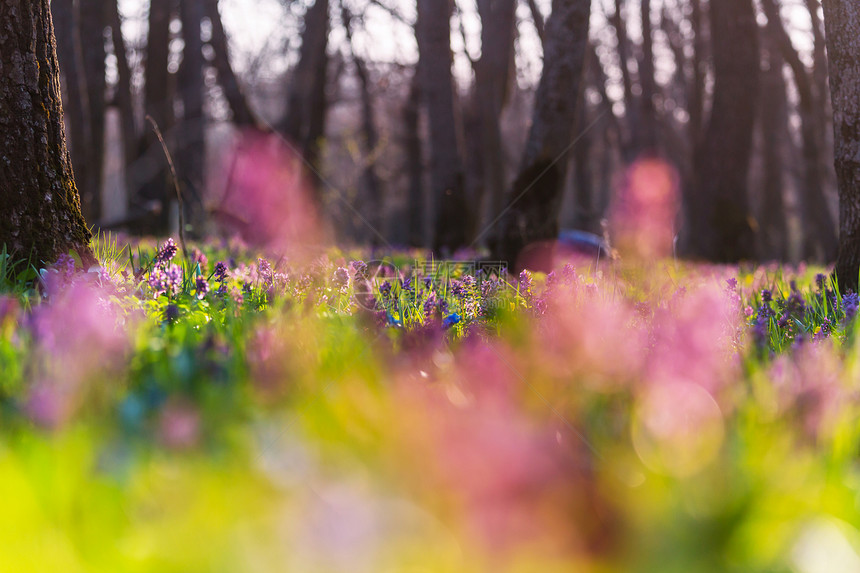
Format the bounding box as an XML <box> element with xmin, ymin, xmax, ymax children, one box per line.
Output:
<box><xmin>281</xmin><ymin>0</ymin><xmax>329</xmax><ymax>177</ymax></box>
<box><xmin>639</xmin><ymin>0</ymin><xmax>658</xmax><ymax>153</ymax></box>
<box><xmin>177</xmin><ymin>0</ymin><xmax>207</xmax><ymax>231</ymax></box>
<box><xmin>758</xmin><ymin>28</ymin><xmax>789</xmax><ymax>261</ymax></box>
<box><xmin>416</xmin><ymin>0</ymin><xmax>470</xmax><ymax>253</ymax></box>
<box><xmin>475</xmin><ymin>0</ymin><xmax>516</xmax><ymax>243</ymax></box>
<box><xmin>0</xmin><ymin>0</ymin><xmax>93</xmax><ymax>266</ymax></box>
<box><xmin>204</xmin><ymin>0</ymin><xmax>262</xmax><ymax>129</ymax></box>
<box><xmin>107</xmin><ymin>0</ymin><xmax>139</xmax><ymax>200</ymax></box>
<box><xmin>685</xmin><ymin>0</ymin><xmax>759</xmax><ymax>262</ymax></box>
<box><xmin>494</xmin><ymin>0</ymin><xmax>592</xmax><ymax>269</ymax></box>
<box><xmin>341</xmin><ymin>2</ymin><xmax>384</xmax><ymax>246</ymax></box>
<box><xmin>403</xmin><ymin>71</ymin><xmax>425</xmax><ymax>247</ymax></box>
<box><xmin>78</xmin><ymin>0</ymin><xmax>107</xmax><ymax>223</ymax></box>
<box><xmin>134</xmin><ymin>0</ymin><xmax>176</xmax><ymax>233</ymax></box>
<box><xmin>823</xmin><ymin>0</ymin><xmax>860</xmax><ymax>292</ymax></box>
<box><xmin>688</xmin><ymin>0</ymin><xmax>706</xmax><ymax>145</ymax></box>
<box><xmin>761</xmin><ymin>0</ymin><xmax>837</xmax><ymax>262</ymax></box>
<box><xmin>51</xmin><ymin>0</ymin><xmax>92</xmax><ymax>223</ymax></box>
<box><xmin>609</xmin><ymin>0</ymin><xmax>637</xmax><ymax>160</ymax></box>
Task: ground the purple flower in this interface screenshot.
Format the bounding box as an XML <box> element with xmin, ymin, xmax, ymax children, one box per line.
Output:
<box><xmin>562</xmin><ymin>264</ymin><xmax>577</xmax><ymax>285</ymax></box>
<box><xmin>154</xmin><ymin>238</ymin><xmax>178</xmax><ymax>265</ymax></box>
<box><xmin>351</xmin><ymin>261</ymin><xmax>368</xmax><ymax>281</ymax></box>
<box><xmin>726</xmin><ymin>278</ymin><xmax>738</xmax><ymax>292</ymax></box>
<box><xmin>54</xmin><ymin>253</ymin><xmax>76</xmax><ymax>277</ymax></box>
<box><xmin>519</xmin><ymin>270</ymin><xmax>533</xmax><ymax>298</ymax></box>
<box><xmin>843</xmin><ymin>292</ymin><xmax>859</xmax><ymax>323</ymax></box>
<box><xmin>195</xmin><ymin>276</ymin><xmax>210</xmax><ymax>299</ymax></box>
<box><xmin>379</xmin><ymin>281</ymin><xmax>392</xmax><ymax>299</ymax></box>
<box><xmin>815</xmin><ymin>273</ymin><xmax>827</xmax><ymax>291</ymax></box>
<box><xmin>213</xmin><ymin>261</ymin><xmax>229</xmax><ymax>282</ymax></box>
<box><xmin>333</xmin><ymin>267</ymin><xmax>350</xmax><ymax>290</ymax></box>
<box><xmin>761</xmin><ymin>289</ymin><xmax>772</xmax><ymax>303</ymax></box>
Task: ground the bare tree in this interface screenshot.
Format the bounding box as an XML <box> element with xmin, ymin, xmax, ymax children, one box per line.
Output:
<box><xmin>823</xmin><ymin>0</ymin><xmax>860</xmax><ymax>291</ymax></box>
<box><xmin>0</xmin><ymin>0</ymin><xmax>94</xmax><ymax>266</ymax></box>
<box><xmin>494</xmin><ymin>0</ymin><xmax>593</xmax><ymax>269</ymax></box>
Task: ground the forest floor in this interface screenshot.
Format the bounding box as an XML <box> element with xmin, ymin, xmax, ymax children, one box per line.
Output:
<box><xmin>0</xmin><ymin>233</ymin><xmax>856</xmax><ymax>572</ymax></box>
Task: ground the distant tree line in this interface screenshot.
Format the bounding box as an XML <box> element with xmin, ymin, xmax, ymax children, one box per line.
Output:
<box><xmin>2</xmin><ymin>0</ymin><xmax>860</xmax><ymax>287</ymax></box>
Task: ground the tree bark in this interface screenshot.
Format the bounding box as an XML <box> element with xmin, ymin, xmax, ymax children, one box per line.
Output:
<box><xmin>0</xmin><ymin>0</ymin><xmax>93</xmax><ymax>266</ymax></box>
<box><xmin>685</xmin><ymin>0</ymin><xmax>759</xmax><ymax>262</ymax></box>
<box><xmin>51</xmin><ymin>0</ymin><xmax>92</xmax><ymax>222</ymax></box>
<box><xmin>823</xmin><ymin>1</ymin><xmax>860</xmax><ymax>292</ymax></box>
<box><xmin>416</xmin><ymin>0</ymin><xmax>470</xmax><ymax>253</ymax></box>
<box><xmin>494</xmin><ymin>0</ymin><xmax>592</xmax><ymax>269</ymax></box>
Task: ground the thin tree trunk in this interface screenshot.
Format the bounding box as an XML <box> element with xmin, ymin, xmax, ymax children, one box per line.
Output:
<box><xmin>494</xmin><ymin>0</ymin><xmax>592</xmax><ymax>269</ymax></box>
<box><xmin>689</xmin><ymin>0</ymin><xmax>705</xmax><ymax>145</ymax></box>
<box><xmin>281</xmin><ymin>0</ymin><xmax>329</xmax><ymax>169</ymax></box>
<box><xmin>341</xmin><ymin>2</ymin><xmax>384</xmax><ymax>245</ymax></box>
<box><xmin>475</xmin><ymin>0</ymin><xmax>516</xmax><ymax>244</ymax></box>
<box><xmin>758</xmin><ymin>29</ymin><xmax>789</xmax><ymax>261</ymax></box>
<box><xmin>107</xmin><ymin>0</ymin><xmax>139</xmax><ymax>193</ymax></box>
<box><xmin>177</xmin><ymin>0</ymin><xmax>207</xmax><ymax>230</ymax></box>
<box><xmin>686</xmin><ymin>0</ymin><xmax>759</xmax><ymax>262</ymax></box>
<box><xmin>639</xmin><ymin>0</ymin><xmax>658</xmax><ymax>152</ymax></box>
<box><xmin>0</xmin><ymin>0</ymin><xmax>94</xmax><ymax>266</ymax></box>
<box><xmin>823</xmin><ymin>0</ymin><xmax>860</xmax><ymax>292</ymax></box>
<box><xmin>761</xmin><ymin>0</ymin><xmax>837</xmax><ymax>261</ymax></box>
<box><xmin>416</xmin><ymin>0</ymin><xmax>470</xmax><ymax>252</ymax></box>
<box><xmin>78</xmin><ymin>0</ymin><xmax>107</xmax><ymax>223</ymax></box>
<box><xmin>204</xmin><ymin>0</ymin><xmax>263</xmax><ymax>129</ymax></box>
<box><xmin>609</xmin><ymin>0</ymin><xmax>637</xmax><ymax>160</ymax></box>
<box><xmin>135</xmin><ymin>0</ymin><xmax>176</xmax><ymax>232</ymax></box>
<box><xmin>403</xmin><ymin>71</ymin><xmax>425</xmax><ymax>247</ymax></box>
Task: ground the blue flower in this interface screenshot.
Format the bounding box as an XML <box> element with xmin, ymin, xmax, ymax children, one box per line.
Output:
<box><xmin>442</xmin><ymin>313</ymin><xmax>461</xmax><ymax>329</ymax></box>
